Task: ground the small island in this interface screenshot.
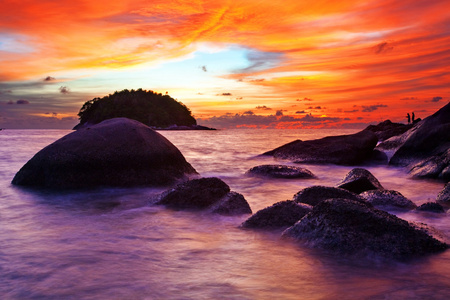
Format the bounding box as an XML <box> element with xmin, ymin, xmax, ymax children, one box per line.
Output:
<box><xmin>73</xmin><ymin>89</ymin><xmax>215</xmax><ymax>130</ymax></box>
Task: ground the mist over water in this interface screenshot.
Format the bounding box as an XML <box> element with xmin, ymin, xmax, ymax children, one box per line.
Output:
<box><xmin>0</xmin><ymin>129</ymin><xmax>449</xmax><ymax>299</ymax></box>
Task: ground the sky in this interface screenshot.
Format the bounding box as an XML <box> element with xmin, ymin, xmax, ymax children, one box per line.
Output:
<box><xmin>0</xmin><ymin>0</ymin><xmax>449</xmax><ymax>129</ymax></box>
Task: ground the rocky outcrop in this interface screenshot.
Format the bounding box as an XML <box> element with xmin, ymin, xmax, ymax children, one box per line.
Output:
<box><xmin>336</xmin><ymin>168</ymin><xmax>384</xmax><ymax>193</ymax></box>
<box><xmin>155</xmin><ymin>177</ymin><xmax>252</xmax><ymax>215</ymax></box>
<box><xmin>389</xmin><ymin>102</ymin><xmax>450</xmax><ymax>180</ymax></box>
<box><xmin>246</xmin><ymin>165</ymin><xmax>316</xmax><ymax>179</ymax></box>
<box><xmin>240</xmin><ymin>200</ymin><xmax>312</xmax><ymax>230</ymax></box>
<box><xmin>282</xmin><ymin>198</ymin><xmax>448</xmax><ymax>260</ymax></box>
<box><xmin>436</xmin><ymin>183</ymin><xmax>450</xmax><ymax>207</ymax></box>
<box><xmin>416</xmin><ymin>202</ymin><xmax>445</xmax><ymax>213</ymax></box>
<box><xmin>262</xmin><ymin>130</ymin><xmax>378</xmax><ymax>165</ymax></box>
<box><xmin>12</xmin><ymin>118</ymin><xmax>197</xmax><ymax>189</ymax></box>
<box><xmin>365</xmin><ymin>120</ymin><xmax>413</xmax><ymax>141</ymax></box>
<box><xmin>293</xmin><ymin>186</ymin><xmax>364</xmax><ymax>206</ymax></box>
<box><xmin>360</xmin><ymin>190</ymin><xmax>417</xmax><ymax>210</ymax></box>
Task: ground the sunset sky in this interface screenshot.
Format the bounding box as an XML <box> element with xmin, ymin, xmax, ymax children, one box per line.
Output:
<box><xmin>1</xmin><ymin>0</ymin><xmax>449</xmax><ymax>129</ymax></box>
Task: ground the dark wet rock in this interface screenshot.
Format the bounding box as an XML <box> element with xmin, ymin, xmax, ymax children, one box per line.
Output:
<box><xmin>389</xmin><ymin>102</ymin><xmax>450</xmax><ymax>180</ymax></box>
<box><xmin>416</xmin><ymin>202</ymin><xmax>445</xmax><ymax>213</ymax></box>
<box><xmin>246</xmin><ymin>165</ymin><xmax>316</xmax><ymax>179</ymax></box>
<box><xmin>436</xmin><ymin>183</ymin><xmax>450</xmax><ymax>206</ymax></box>
<box><xmin>240</xmin><ymin>200</ymin><xmax>312</xmax><ymax>230</ymax></box>
<box><xmin>209</xmin><ymin>192</ymin><xmax>252</xmax><ymax>215</ymax></box>
<box><xmin>336</xmin><ymin>168</ymin><xmax>383</xmax><ymax>194</ymax></box>
<box><xmin>263</xmin><ymin>130</ymin><xmax>378</xmax><ymax>165</ymax></box>
<box><xmin>293</xmin><ymin>186</ymin><xmax>364</xmax><ymax>206</ymax></box>
<box><xmin>360</xmin><ymin>190</ymin><xmax>417</xmax><ymax>210</ymax></box>
<box><xmin>155</xmin><ymin>177</ymin><xmax>252</xmax><ymax>215</ymax></box>
<box><xmin>367</xmin><ymin>150</ymin><xmax>388</xmax><ymax>165</ymax></box>
<box><xmin>365</xmin><ymin>120</ymin><xmax>413</xmax><ymax>141</ymax></box>
<box><xmin>408</xmin><ymin>149</ymin><xmax>450</xmax><ymax>180</ymax></box>
<box><xmin>282</xmin><ymin>198</ymin><xmax>448</xmax><ymax>260</ymax></box>
<box><xmin>12</xmin><ymin>118</ymin><xmax>197</xmax><ymax>189</ymax></box>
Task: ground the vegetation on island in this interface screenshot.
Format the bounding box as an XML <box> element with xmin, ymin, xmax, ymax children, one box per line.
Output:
<box><xmin>76</xmin><ymin>89</ymin><xmax>197</xmax><ymax>128</ymax></box>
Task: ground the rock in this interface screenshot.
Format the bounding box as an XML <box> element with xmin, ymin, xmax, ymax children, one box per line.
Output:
<box><xmin>293</xmin><ymin>186</ymin><xmax>364</xmax><ymax>206</ymax></box>
<box><xmin>409</xmin><ymin>149</ymin><xmax>450</xmax><ymax>180</ymax></box>
<box><xmin>336</xmin><ymin>168</ymin><xmax>383</xmax><ymax>193</ymax></box>
<box><xmin>209</xmin><ymin>192</ymin><xmax>252</xmax><ymax>215</ymax></box>
<box><xmin>282</xmin><ymin>198</ymin><xmax>448</xmax><ymax>260</ymax></box>
<box><xmin>389</xmin><ymin>102</ymin><xmax>450</xmax><ymax>180</ymax></box>
<box><xmin>240</xmin><ymin>200</ymin><xmax>312</xmax><ymax>230</ymax></box>
<box><xmin>364</xmin><ymin>120</ymin><xmax>413</xmax><ymax>141</ymax></box>
<box><xmin>436</xmin><ymin>183</ymin><xmax>450</xmax><ymax>206</ymax></box>
<box><xmin>155</xmin><ymin>177</ymin><xmax>252</xmax><ymax>215</ymax></box>
<box><xmin>360</xmin><ymin>190</ymin><xmax>417</xmax><ymax>210</ymax></box>
<box><xmin>12</xmin><ymin>118</ymin><xmax>197</xmax><ymax>188</ymax></box>
<box><xmin>263</xmin><ymin>129</ymin><xmax>378</xmax><ymax>165</ymax></box>
<box><xmin>416</xmin><ymin>202</ymin><xmax>445</xmax><ymax>213</ymax></box>
<box><xmin>246</xmin><ymin>165</ymin><xmax>316</xmax><ymax>179</ymax></box>
<box><xmin>367</xmin><ymin>150</ymin><xmax>388</xmax><ymax>165</ymax></box>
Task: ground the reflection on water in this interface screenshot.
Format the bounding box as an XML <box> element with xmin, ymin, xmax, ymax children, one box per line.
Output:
<box><xmin>0</xmin><ymin>129</ymin><xmax>449</xmax><ymax>299</ymax></box>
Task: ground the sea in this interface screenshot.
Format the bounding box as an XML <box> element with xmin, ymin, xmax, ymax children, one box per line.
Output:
<box><xmin>0</xmin><ymin>128</ymin><xmax>449</xmax><ymax>299</ymax></box>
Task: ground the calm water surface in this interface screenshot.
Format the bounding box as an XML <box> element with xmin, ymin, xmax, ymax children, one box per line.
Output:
<box><xmin>0</xmin><ymin>129</ymin><xmax>449</xmax><ymax>299</ymax></box>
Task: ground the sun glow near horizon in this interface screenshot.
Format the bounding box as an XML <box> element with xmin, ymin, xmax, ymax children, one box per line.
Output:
<box><xmin>0</xmin><ymin>0</ymin><xmax>449</xmax><ymax>129</ymax></box>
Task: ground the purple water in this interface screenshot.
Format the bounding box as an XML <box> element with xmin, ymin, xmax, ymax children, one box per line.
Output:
<box><xmin>0</xmin><ymin>129</ymin><xmax>449</xmax><ymax>299</ymax></box>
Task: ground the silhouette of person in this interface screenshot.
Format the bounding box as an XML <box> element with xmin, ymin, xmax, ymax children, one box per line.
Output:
<box><xmin>406</xmin><ymin>113</ymin><xmax>411</xmax><ymax>124</ymax></box>
<box><xmin>412</xmin><ymin>112</ymin><xmax>415</xmax><ymax>123</ymax></box>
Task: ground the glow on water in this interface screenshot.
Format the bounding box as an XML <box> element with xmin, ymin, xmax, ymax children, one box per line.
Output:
<box><xmin>0</xmin><ymin>129</ymin><xmax>449</xmax><ymax>299</ymax></box>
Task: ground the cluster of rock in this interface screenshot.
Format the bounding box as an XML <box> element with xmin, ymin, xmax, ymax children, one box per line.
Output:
<box><xmin>241</xmin><ymin>168</ymin><xmax>448</xmax><ymax>260</ymax></box>
<box><xmin>263</xmin><ymin>102</ymin><xmax>450</xmax><ymax>180</ymax></box>
<box><xmin>154</xmin><ymin>177</ymin><xmax>252</xmax><ymax>216</ymax></box>
<box><xmin>11</xmin><ymin>103</ymin><xmax>449</xmax><ymax>261</ymax></box>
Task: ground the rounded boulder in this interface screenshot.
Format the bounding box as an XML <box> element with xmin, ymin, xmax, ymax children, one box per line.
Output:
<box><xmin>12</xmin><ymin>118</ymin><xmax>198</xmax><ymax>188</ymax></box>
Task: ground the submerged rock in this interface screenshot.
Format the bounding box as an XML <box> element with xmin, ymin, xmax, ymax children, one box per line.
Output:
<box><xmin>436</xmin><ymin>183</ymin><xmax>450</xmax><ymax>207</ymax></box>
<box><xmin>240</xmin><ymin>200</ymin><xmax>312</xmax><ymax>230</ymax></box>
<box><xmin>12</xmin><ymin>118</ymin><xmax>197</xmax><ymax>189</ymax></box>
<box><xmin>360</xmin><ymin>190</ymin><xmax>417</xmax><ymax>210</ymax></box>
<box><xmin>416</xmin><ymin>202</ymin><xmax>445</xmax><ymax>213</ymax></box>
<box><xmin>336</xmin><ymin>168</ymin><xmax>383</xmax><ymax>194</ymax></box>
<box><xmin>293</xmin><ymin>186</ymin><xmax>364</xmax><ymax>206</ymax></box>
<box><xmin>263</xmin><ymin>130</ymin><xmax>378</xmax><ymax>165</ymax></box>
<box><xmin>389</xmin><ymin>102</ymin><xmax>450</xmax><ymax>180</ymax></box>
<box><xmin>282</xmin><ymin>198</ymin><xmax>448</xmax><ymax>260</ymax></box>
<box><xmin>155</xmin><ymin>177</ymin><xmax>252</xmax><ymax>215</ymax></box>
<box><xmin>246</xmin><ymin>165</ymin><xmax>316</xmax><ymax>179</ymax></box>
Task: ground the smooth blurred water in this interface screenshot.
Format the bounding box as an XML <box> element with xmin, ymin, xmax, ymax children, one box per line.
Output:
<box><xmin>0</xmin><ymin>129</ymin><xmax>449</xmax><ymax>299</ymax></box>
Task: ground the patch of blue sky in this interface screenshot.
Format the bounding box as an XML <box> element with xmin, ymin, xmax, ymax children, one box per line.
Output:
<box><xmin>0</xmin><ymin>33</ymin><xmax>34</xmax><ymax>54</ymax></box>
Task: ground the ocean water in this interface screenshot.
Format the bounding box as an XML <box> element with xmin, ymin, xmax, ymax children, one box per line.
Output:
<box><xmin>0</xmin><ymin>128</ymin><xmax>449</xmax><ymax>299</ymax></box>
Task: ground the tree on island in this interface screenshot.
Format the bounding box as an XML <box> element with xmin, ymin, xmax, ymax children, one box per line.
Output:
<box><xmin>75</xmin><ymin>89</ymin><xmax>197</xmax><ymax>129</ymax></box>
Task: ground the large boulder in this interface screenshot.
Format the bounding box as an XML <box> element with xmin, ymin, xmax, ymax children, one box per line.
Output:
<box><xmin>240</xmin><ymin>200</ymin><xmax>312</xmax><ymax>230</ymax></box>
<box><xmin>293</xmin><ymin>186</ymin><xmax>364</xmax><ymax>206</ymax></box>
<box><xmin>12</xmin><ymin>118</ymin><xmax>197</xmax><ymax>188</ymax></box>
<box><xmin>360</xmin><ymin>190</ymin><xmax>417</xmax><ymax>210</ymax></box>
<box><xmin>389</xmin><ymin>102</ymin><xmax>450</xmax><ymax>180</ymax></box>
<box><xmin>262</xmin><ymin>130</ymin><xmax>378</xmax><ymax>165</ymax></box>
<box><xmin>364</xmin><ymin>120</ymin><xmax>413</xmax><ymax>141</ymax></box>
<box><xmin>282</xmin><ymin>198</ymin><xmax>448</xmax><ymax>260</ymax></box>
<box><xmin>336</xmin><ymin>168</ymin><xmax>383</xmax><ymax>193</ymax></box>
<box><xmin>155</xmin><ymin>177</ymin><xmax>252</xmax><ymax>215</ymax></box>
<box><xmin>246</xmin><ymin>165</ymin><xmax>316</xmax><ymax>179</ymax></box>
